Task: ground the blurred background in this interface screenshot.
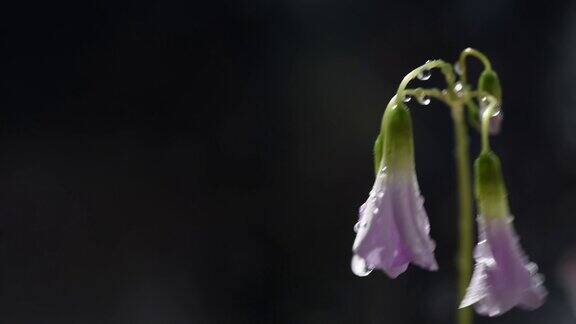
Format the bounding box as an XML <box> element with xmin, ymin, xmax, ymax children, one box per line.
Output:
<box><xmin>1</xmin><ymin>0</ymin><xmax>576</xmax><ymax>323</ymax></box>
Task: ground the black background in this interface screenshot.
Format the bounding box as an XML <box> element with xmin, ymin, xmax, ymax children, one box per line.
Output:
<box><xmin>1</xmin><ymin>0</ymin><xmax>576</xmax><ymax>323</ymax></box>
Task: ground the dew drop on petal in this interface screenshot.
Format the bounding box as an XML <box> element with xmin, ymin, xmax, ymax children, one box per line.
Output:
<box><xmin>354</xmin><ymin>221</ymin><xmax>367</xmax><ymax>233</ymax></box>
<box><xmin>359</xmin><ymin>202</ymin><xmax>367</xmax><ymax>213</ymax></box>
<box><xmin>351</xmin><ymin>255</ymin><xmax>374</xmax><ymax>277</ymax></box>
<box><xmin>373</xmin><ymin>207</ymin><xmax>380</xmax><ymax>214</ymax></box>
<box><xmin>417</xmin><ymin>69</ymin><xmax>431</xmax><ymax>81</ymax></box>
<box><xmin>377</xmin><ymin>191</ymin><xmax>384</xmax><ymax>199</ymax></box>
<box><xmin>526</xmin><ymin>262</ymin><xmax>539</xmax><ymax>275</ymax></box>
<box><xmin>403</xmin><ymin>95</ymin><xmax>412</xmax><ymax>103</ymax></box>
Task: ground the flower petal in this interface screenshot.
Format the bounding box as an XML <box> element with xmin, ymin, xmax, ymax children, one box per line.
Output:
<box><xmin>396</xmin><ymin>174</ymin><xmax>437</xmax><ymax>270</ymax></box>
<box><xmin>460</xmin><ymin>216</ymin><xmax>547</xmax><ymax>316</ymax></box>
<box><xmin>352</xmin><ymin>166</ymin><xmax>437</xmax><ymax>278</ymax></box>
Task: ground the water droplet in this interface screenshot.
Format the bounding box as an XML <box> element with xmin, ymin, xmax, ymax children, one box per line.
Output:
<box><xmin>354</xmin><ymin>221</ymin><xmax>367</xmax><ymax>233</ymax></box>
<box><xmin>417</xmin><ymin>69</ymin><xmax>431</xmax><ymax>81</ymax></box>
<box><xmin>454</xmin><ymin>82</ymin><xmax>464</xmax><ymax>97</ymax></box>
<box><xmin>417</xmin><ymin>94</ymin><xmax>431</xmax><ymax>105</ymax></box>
<box><xmin>527</xmin><ymin>262</ymin><xmax>539</xmax><ymax>275</ymax></box>
<box><xmin>377</xmin><ymin>191</ymin><xmax>384</xmax><ymax>198</ymax></box>
<box><xmin>454</xmin><ymin>62</ymin><xmax>463</xmax><ymax>75</ymax></box>
<box><xmin>380</xmin><ymin>166</ymin><xmax>387</xmax><ymax>173</ymax></box>
<box><xmin>372</xmin><ymin>207</ymin><xmax>379</xmax><ymax>214</ymax></box>
<box><xmin>351</xmin><ymin>255</ymin><xmax>374</xmax><ymax>277</ymax></box>
<box><xmin>534</xmin><ymin>273</ymin><xmax>545</xmax><ymax>286</ymax></box>
<box><xmin>403</xmin><ymin>95</ymin><xmax>412</xmax><ymax>103</ymax></box>
<box><xmin>480</xmin><ymin>96</ymin><xmax>489</xmax><ymax>109</ymax></box>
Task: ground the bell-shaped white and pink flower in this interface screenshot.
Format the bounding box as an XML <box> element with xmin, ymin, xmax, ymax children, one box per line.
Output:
<box><xmin>351</xmin><ymin>99</ymin><xmax>438</xmax><ymax>278</ymax></box>
<box><xmin>460</xmin><ymin>152</ymin><xmax>547</xmax><ymax>316</ymax></box>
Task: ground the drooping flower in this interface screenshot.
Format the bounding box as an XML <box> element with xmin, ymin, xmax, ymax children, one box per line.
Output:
<box><xmin>351</xmin><ymin>98</ymin><xmax>437</xmax><ymax>278</ymax></box>
<box><xmin>460</xmin><ymin>151</ymin><xmax>547</xmax><ymax>316</ymax></box>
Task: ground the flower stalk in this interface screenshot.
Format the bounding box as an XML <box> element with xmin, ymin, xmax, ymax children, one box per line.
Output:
<box><xmin>452</xmin><ymin>104</ymin><xmax>474</xmax><ymax>324</ymax></box>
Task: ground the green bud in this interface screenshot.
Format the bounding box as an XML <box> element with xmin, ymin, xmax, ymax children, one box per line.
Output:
<box><xmin>478</xmin><ymin>69</ymin><xmax>502</xmax><ymax>102</ymax></box>
<box><xmin>475</xmin><ymin>151</ymin><xmax>509</xmax><ymax>218</ymax></box>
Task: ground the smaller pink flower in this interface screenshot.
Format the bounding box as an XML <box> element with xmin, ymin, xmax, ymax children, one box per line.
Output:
<box><xmin>460</xmin><ymin>151</ymin><xmax>547</xmax><ymax>316</ymax></box>
<box><xmin>460</xmin><ymin>216</ymin><xmax>547</xmax><ymax>316</ymax></box>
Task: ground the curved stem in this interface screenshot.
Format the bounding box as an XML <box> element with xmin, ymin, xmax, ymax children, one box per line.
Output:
<box><xmin>466</xmin><ymin>91</ymin><xmax>498</xmax><ymax>153</ymax></box>
<box><xmin>465</xmin><ymin>100</ymin><xmax>481</xmax><ymax>131</ymax></box>
<box><xmin>397</xmin><ymin>60</ymin><xmax>456</xmax><ymax>102</ymax></box>
<box><xmin>404</xmin><ymin>88</ymin><xmax>449</xmax><ymax>105</ymax></box>
<box><xmin>458</xmin><ymin>48</ymin><xmax>493</xmax><ymax>85</ymax></box>
<box><xmin>452</xmin><ymin>104</ymin><xmax>474</xmax><ymax>324</ymax></box>
<box><xmin>479</xmin><ymin>95</ymin><xmax>499</xmax><ymax>153</ymax></box>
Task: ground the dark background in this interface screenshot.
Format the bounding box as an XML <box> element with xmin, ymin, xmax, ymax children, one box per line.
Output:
<box><xmin>1</xmin><ymin>0</ymin><xmax>575</xmax><ymax>323</ymax></box>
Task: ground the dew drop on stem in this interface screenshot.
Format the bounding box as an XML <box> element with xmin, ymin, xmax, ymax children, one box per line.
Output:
<box><xmin>454</xmin><ymin>82</ymin><xmax>464</xmax><ymax>97</ymax></box>
<box><xmin>417</xmin><ymin>94</ymin><xmax>431</xmax><ymax>105</ymax></box>
<box><xmin>454</xmin><ymin>62</ymin><xmax>463</xmax><ymax>75</ymax></box>
<box><xmin>417</xmin><ymin>69</ymin><xmax>431</xmax><ymax>81</ymax></box>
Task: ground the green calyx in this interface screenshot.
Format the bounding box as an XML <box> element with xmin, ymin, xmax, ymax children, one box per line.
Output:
<box><xmin>373</xmin><ymin>133</ymin><xmax>383</xmax><ymax>174</ymax></box>
<box><xmin>475</xmin><ymin>151</ymin><xmax>509</xmax><ymax>218</ymax></box>
<box><xmin>478</xmin><ymin>69</ymin><xmax>502</xmax><ymax>102</ymax></box>
<box><xmin>374</xmin><ymin>99</ymin><xmax>414</xmax><ymax>173</ymax></box>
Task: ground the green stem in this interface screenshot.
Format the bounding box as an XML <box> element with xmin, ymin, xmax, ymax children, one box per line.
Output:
<box><xmin>458</xmin><ymin>48</ymin><xmax>493</xmax><ymax>84</ymax></box>
<box><xmin>451</xmin><ymin>104</ymin><xmax>473</xmax><ymax>324</ymax></box>
<box><xmin>404</xmin><ymin>88</ymin><xmax>449</xmax><ymax>105</ymax></box>
<box><xmin>479</xmin><ymin>95</ymin><xmax>498</xmax><ymax>153</ymax></box>
<box><xmin>397</xmin><ymin>60</ymin><xmax>456</xmax><ymax>102</ymax></box>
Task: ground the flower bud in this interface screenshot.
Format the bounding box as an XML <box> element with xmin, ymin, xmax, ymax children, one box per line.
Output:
<box><xmin>478</xmin><ymin>70</ymin><xmax>502</xmax><ymax>102</ymax></box>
